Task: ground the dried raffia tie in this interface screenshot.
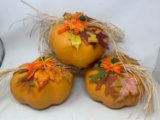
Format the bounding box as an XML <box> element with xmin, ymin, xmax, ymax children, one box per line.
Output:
<box><xmin>0</xmin><ymin>68</ymin><xmax>27</xmax><ymax>81</ymax></box>
<box><xmin>124</xmin><ymin>64</ymin><xmax>160</xmax><ymax>118</ymax></box>
<box><xmin>0</xmin><ymin>68</ymin><xmax>26</xmax><ymax>100</ymax></box>
<box><xmin>28</xmin><ymin>14</ymin><xmax>63</xmax><ymax>56</ymax></box>
<box><xmin>0</xmin><ymin>67</ymin><xmax>28</xmax><ymax>96</ymax></box>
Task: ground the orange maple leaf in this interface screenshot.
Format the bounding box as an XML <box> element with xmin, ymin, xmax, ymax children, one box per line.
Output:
<box><xmin>34</xmin><ymin>68</ymin><xmax>55</xmax><ymax>89</ymax></box>
<box><xmin>17</xmin><ymin>57</ymin><xmax>56</xmax><ymax>89</ymax></box>
<box><xmin>58</xmin><ymin>13</ymin><xmax>88</xmax><ymax>34</ymax></box>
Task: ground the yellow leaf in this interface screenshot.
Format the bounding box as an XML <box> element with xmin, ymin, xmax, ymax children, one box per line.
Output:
<box><xmin>111</xmin><ymin>79</ymin><xmax>122</xmax><ymax>87</ymax></box>
<box><xmin>63</xmin><ymin>12</ymin><xmax>72</xmax><ymax>20</ymax></box>
<box><xmin>70</xmin><ymin>34</ymin><xmax>82</xmax><ymax>50</ymax></box>
<box><xmin>87</xmin><ymin>32</ymin><xmax>98</xmax><ymax>43</ymax></box>
<box><xmin>87</xmin><ymin>27</ymin><xmax>101</xmax><ymax>34</ymax></box>
<box><xmin>63</xmin><ymin>70</ymin><xmax>73</xmax><ymax>82</ymax></box>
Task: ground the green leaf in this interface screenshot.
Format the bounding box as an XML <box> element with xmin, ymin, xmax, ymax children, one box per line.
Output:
<box><xmin>17</xmin><ymin>74</ymin><xmax>27</xmax><ymax>83</ymax></box>
<box><xmin>70</xmin><ymin>34</ymin><xmax>82</xmax><ymax>50</ymax></box>
<box><xmin>124</xmin><ymin>59</ymin><xmax>138</xmax><ymax>65</ymax></box>
<box><xmin>123</xmin><ymin>55</ymin><xmax>139</xmax><ymax>65</ymax></box>
<box><xmin>111</xmin><ymin>79</ymin><xmax>122</xmax><ymax>88</ymax></box>
<box><xmin>27</xmin><ymin>80</ymin><xmax>35</xmax><ymax>91</ymax></box>
<box><xmin>87</xmin><ymin>32</ymin><xmax>98</xmax><ymax>43</ymax></box>
<box><xmin>90</xmin><ymin>67</ymin><xmax>108</xmax><ymax>82</ymax></box>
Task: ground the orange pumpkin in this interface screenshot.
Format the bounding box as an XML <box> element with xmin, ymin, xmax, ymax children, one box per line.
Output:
<box><xmin>85</xmin><ymin>55</ymin><xmax>144</xmax><ymax>109</ymax></box>
<box><xmin>49</xmin><ymin>13</ymin><xmax>109</xmax><ymax>68</ymax></box>
<box><xmin>10</xmin><ymin>57</ymin><xmax>74</xmax><ymax>109</ymax></box>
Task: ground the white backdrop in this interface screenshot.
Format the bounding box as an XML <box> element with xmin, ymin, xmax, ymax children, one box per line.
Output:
<box><xmin>0</xmin><ymin>0</ymin><xmax>160</xmax><ymax>120</ymax></box>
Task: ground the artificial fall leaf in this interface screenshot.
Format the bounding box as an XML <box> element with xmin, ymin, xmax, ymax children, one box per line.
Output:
<box><xmin>80</xmin><ymin>31</ymin><xmax>90</xmax><ymax>41</ymax></box>
<box><xmin>111</xmin><ymin>79</ymin><xmax>122</xmax><ymax>88</ymax></box>
<box><xmin>17</xmin><ymin>74</ymin><xmax>28</xmax><ymax>83</ymax></box>
<box><xmin>95</xmin><ymin>78</ymin><xmax>104</xmax><ymax>90</ymax></box>
<box><xmin>34</xmin><ymin>69</ymin><xmax>54</xmax><ymax>89</ymax></box>
<box><xmin>59</xmin><ymin>12</ymin><xmax>88</xmax><ymax>34</ymax></box>
<box><xmin>87</xmin><ymin>27</ymin><xmax>101</xmax><ymax>34</ymax></box>
<box><xmin>115</xmin><ymin>76</ymin><xmax>138</xmax><ymax>103</ymax></box>
<box><xmin>90</xmin><ymin>67</ymin><xmax>108</xmax><ymax>82</ymax></box>
<box><xmin>63</xmin><ymin>12</ymin><xmax>72</xmax><ymax>20</ymax></box>
<box><xmin>27</xmin><ymin>80</ymin><xmax>35</xmax><ymax>90</ymax></box>
<box><xmin>86</xmin><ymin>32</ymin><xmax>98</xmax><ymax>43</ymax></box>
<box><xmin>63</xmin><ymin>70</ymin><xmax>73</xmax><ymax>82</ymax></box>
<box><xmin>80</xmin><ymin>31</ymin><xmax>97</xmax><ymax>49</ymax></box>
<box><xmin>104</xmin><ymin>76</ymin><xmax>117</xmax><ymax>96</ymax></box>
<box><xmin>26</xmin><ymin>60</ymin><xmax>52</xmax><ymax>80</ymax></box>
<box><xmin>17</xmin><ymin>74</ymin><xmax>35</xmax><ymax>90</ymax></box>
<box><xmin>52</xmin><ymin>67</ymin><xmax>63</xmax><ymax>82</ymax></box>
<box><xmin>17</xmin><ymin>57</ymin><xmax>57</xmax><ymax>90</ymax></box>
<box><xmin>123</xmin><ymin>55</ymin><xmax>139</xmax><ymax>65</ymax></box>
<box><xmin>70</xmin><ymin>34</ymin><xmax>82</xmax><ymax>50</ymax></box>
<box><xmin>95</xmin><ymin>76</ymin><xmax>117</xmax><ymax>97</ymax></box>
<box><xmin>96</xmin><ymin>32</ymin><xmax>109</xmax><ymax>50</ymax></box>
<box><xmin>26</xmin><ymin>69</ymin><xmax>37</xmax><ymax>80</ymax></box>
<box><xmin>80</xmin><ymin>31</ymin><xmax>98</xmax><ymax>43</ymax></box>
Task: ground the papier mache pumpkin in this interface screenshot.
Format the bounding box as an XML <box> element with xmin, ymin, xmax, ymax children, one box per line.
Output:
<box><xmin>85</xmin><ymin>54</ymin><xmax>145</xmax><ymax>109</ymax></box>
<box><xmin>31</xmin><ymin>11</ymin><xmax>124</xmax><ymax>69</ymax></box>
<box><xmin>49</xmin><ymin>13</ymin><xmax>108</xmax><ymax>68</ymax></box>
<box><xmin>10</xmin><ymin>56</ymin><xmax>74</xmax><ymax>109</ymax></box>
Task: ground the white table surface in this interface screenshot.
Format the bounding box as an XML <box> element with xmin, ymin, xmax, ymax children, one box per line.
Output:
<box><xmin>0</xmin><ymin>0</ymin><xmax>160</xmax><ymax>120</ymax></box>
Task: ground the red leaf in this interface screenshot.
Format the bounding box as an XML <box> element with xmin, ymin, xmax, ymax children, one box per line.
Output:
<box><xmin>104</xmin><ymin>76</ymin><xmax>117</xmax><ymax>96</ymax></box>
<box><xmin>95</xmin><ymin>75</ymin><xmax>117</xmax><ymax>97</ymax></box>
<box><xmin>96</xmin><ymin>78</ymin><xmax>103</xmax><ymax>90</ymax></box>
<box><xmin>80</xmin><ymin>31</ymin><xmax>90</xmax><ymax>41</ymax></box>
<box><xmin>97</xmin><ymin>32</ymin><xmax>109</xmax><ymax>50</ymax></box>
<box><xmin>80</xmin><ymin>31</ymin><xmax>98</xmax><ymax>49</ymax></box>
